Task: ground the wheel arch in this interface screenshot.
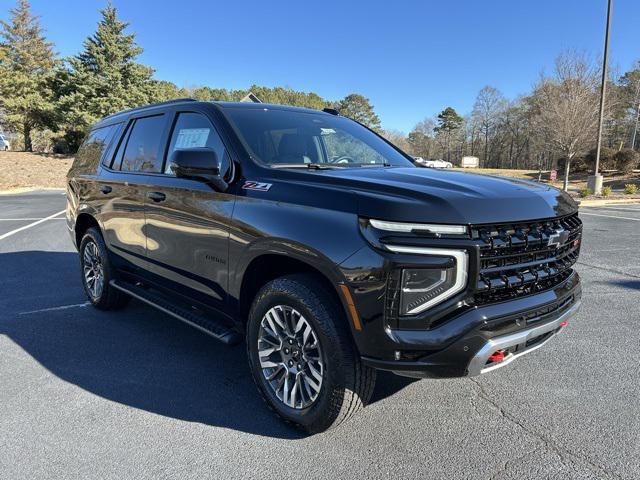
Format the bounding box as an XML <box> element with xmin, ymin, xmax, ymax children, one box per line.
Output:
<box><xmin>235</xmin><ymin>251</ymin><xmax>359</xmax><ymax>341</ymax></box>
<box><xmin>74</xmin><ymin>213</ymin><xmax>101</xmax><ymax>248</ymax></box>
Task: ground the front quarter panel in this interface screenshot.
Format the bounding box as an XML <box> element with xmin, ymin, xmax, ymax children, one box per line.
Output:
<box><xmin>228</xmin><ymin>180</ymin><xmax>365</xmax><ymax>309</ymax></box>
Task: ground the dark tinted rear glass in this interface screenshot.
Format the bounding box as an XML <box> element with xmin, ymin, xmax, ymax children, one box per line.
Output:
<box><xmin>70</xmin><ymin>124</ymin><xmax>119</xmax><ymax>175</ymax></box>
<box><xmin>120</xmin><ymin>115</ymin><xmax>166</xmax><ymax>173</ymax></box>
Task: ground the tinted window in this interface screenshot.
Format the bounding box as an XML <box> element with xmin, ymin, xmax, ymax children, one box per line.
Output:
<box><xmin>120</xmin><ymin>115</ymin><xmax>166</xmax><ymax>173</ymax></box>
<box><xmin>223</xmin><ymin>108</ymin><xmax>414</xmax><ymax>168</ymax></box>
<box><xmin>71</xmin><ymin>124</ymin><xmax>118</xmax><ymax>173</ymax></box>
<box><xmin>165</xmin><ymin>112</ymin><xmax>230</xmax><ymax>176</ymax></box>
<box><xmin>110</xmin><ymin>122</ymin><xmax>131</xmax><ymax>170</ymax></box>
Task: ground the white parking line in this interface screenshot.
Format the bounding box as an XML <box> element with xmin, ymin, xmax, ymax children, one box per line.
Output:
<box><xmin>0</xmin><ymin>209</ymin><xmax>66</xmax><ymax>240</ymax></box>
<box><xmin>580</xmin><ymin>212</ymin><xmax>640</xmax><ymax>221</ymax></box>
<box><xmin>18</xmin><ymin>302</ymin><xmax>90</xmax><ymax>315</ymax></box>
<box><xmin>0</xmin><ymin>218</ymin><xmax>66</xmax><ymax>221</ymax></box>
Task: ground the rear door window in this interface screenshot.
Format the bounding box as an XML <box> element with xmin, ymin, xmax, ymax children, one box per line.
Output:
<box><xmin>119</xmin><ymin>115</ymin><xmax>166</xmax><ymax>173</ymax></box>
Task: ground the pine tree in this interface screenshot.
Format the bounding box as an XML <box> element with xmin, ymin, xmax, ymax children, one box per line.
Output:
<box><xmin>55</xmin><ymin>4</ymin><xmax>155</xmax><ymax>148</ymax></box>
<box><xmin>0</xmin><ymin>0</ymin><xmax>56</xmax><ymax>151</ymax></box>
<box><xmin>434</xmin><ymin>107</ymin><xmax>463</xmax><ymax>162</ymax></box>
<box><xmin>335</xmin><ymin>93</ymin><xmax>381</xmax><ymax>131</ymax></box>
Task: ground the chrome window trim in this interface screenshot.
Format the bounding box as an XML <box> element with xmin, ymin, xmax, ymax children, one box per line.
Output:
<box><xmin>385</xmin><ymin>245</ymin><xmax>469</xmax><ymax>315</ymax></box>
<box><xmin>369</xmin><ymin>219</ymin><xmax>468</xmax><ymax>235</ymax></box>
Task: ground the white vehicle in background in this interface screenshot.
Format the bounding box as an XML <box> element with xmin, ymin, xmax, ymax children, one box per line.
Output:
<box><xmin>423</xmin><ymin>159</ymin><xmax>453</xmax><ymax>168</ymax></box>
<box><xmin>0</xmin><ymin>134</ymin><xmax>10</xmax><ymax>151</ymax></box>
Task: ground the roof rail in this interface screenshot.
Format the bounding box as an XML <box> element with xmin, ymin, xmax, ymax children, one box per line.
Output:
<box><xmin>102</xmin><ymin>98</ymin><xmax>197</xmax><ymax>121</ymax></box>
<box><xmin>323</xmin><ymin>107</ymin><xmax>340</xmax><ymax>116</ymax></box>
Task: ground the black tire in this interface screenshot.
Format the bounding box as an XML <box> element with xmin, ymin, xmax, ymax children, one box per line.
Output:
<box><xmin>246</xmin><ymin>274</ymin><xmax>376</xmax><ymax>433</ymax></box>
<box><xmin>79</xmin><ymin>227</ymin><xmax>130</xmax><ymax>310</ymax></box>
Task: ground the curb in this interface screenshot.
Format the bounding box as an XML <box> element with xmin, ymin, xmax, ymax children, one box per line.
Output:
<box><xmin>579</xmin><ymin>198</ymin><xmax>640</xmax><ymax>207</ymax></box>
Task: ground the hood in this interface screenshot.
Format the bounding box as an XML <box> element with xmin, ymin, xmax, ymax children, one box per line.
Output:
<box><xmin>317</xmin><ymin>167</ymin><xmax>578</xmax><ymax>224</ymax></box>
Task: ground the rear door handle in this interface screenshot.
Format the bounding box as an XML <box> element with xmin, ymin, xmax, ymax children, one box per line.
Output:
<box><xmin>100</xmin><ymin>185</ymin><xmax>112</xmax><ymax>194</ymax></box>
<box><xmin>147</xmin><ymin>191</ymin><xmax>166</xmax><ymax>202</ymax></box>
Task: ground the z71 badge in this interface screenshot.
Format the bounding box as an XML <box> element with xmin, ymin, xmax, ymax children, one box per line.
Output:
<box><xmin>242</xmin><ymin>181</ymin><xmax>272</xmax><ymax>192</ymax></box>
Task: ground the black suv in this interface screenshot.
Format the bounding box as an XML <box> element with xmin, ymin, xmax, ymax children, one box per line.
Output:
<box><xmin>66</xmin><ymin>99</ymin><xmax>582</xmax><ymax>432</ymax></box>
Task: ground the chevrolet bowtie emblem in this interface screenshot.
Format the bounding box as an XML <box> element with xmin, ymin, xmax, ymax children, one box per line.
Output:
<box><xmin>547</xmin><ymin>228</ymin><xmax>569</xmax><ymax>248</ymax></box>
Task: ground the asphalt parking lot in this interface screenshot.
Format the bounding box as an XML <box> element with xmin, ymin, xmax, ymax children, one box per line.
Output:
<box><xmin>1</xmin><ymin>190</ymin><xmax>639</xmax><ymax>480</ymax></box>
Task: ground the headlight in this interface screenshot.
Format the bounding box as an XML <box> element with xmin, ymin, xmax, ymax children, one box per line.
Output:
<box><xmin>386</xmin><ymin>246</ymin><xmax>468</xmax><ymax>315</ymax></box>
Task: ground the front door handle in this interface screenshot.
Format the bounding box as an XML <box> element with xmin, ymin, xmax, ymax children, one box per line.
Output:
<box><xmin>100</xmin><ymin>185</ymin><xmax>112</xmax><ymax>194</ymax></box>
<box><xmin>147</xmin><ymin>191</ymin><xmax>166</xmax><ymax>202</ymax></box>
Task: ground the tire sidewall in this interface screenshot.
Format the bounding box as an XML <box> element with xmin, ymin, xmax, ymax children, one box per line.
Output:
<box><xmin>79</xmin><ymin>228</ymin><xmax>112</xmax><ymax>306</ymax></box>
<box><xmin>247</xmin><ymin>281</ymin><xmax>350</xmax><ymax>431</ymax></box>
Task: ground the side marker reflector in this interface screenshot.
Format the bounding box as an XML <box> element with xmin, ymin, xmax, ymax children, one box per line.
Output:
<box><xmin>339</xmin><ymin>284</ymin><xmax>362</xmax><ymax>331</ymax></box>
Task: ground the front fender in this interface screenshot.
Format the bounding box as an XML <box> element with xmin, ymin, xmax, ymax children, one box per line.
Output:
<box><xmin>227</xmin><ymin>195</ymin><xmax>367</xmax><ymax>319</ymax></box>
<box><xmin>231</xmin><ymin>237</ymin><xmax>351</xmax><ymax>299</ymax></box>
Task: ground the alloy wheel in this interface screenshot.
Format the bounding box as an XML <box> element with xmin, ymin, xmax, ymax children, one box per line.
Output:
<box><xmin>83</xmin><ymin>241</ymin><xmax>104</xmax><ymax>299</ymax></box>
<box><xmin>257</xmin><ymin>305</ymin><xmax>324</xmax><ymax>409</ymax></box>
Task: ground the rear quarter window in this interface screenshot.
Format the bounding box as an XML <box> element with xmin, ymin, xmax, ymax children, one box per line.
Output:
<box><xmin>69</xmin><ymin>124</ymin><xmax>120</xmax><ymax>176</ymax></box>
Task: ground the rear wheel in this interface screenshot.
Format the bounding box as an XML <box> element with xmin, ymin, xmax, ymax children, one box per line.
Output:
<box><xmin>79</xmin><ymin>227</ymin><xmax>130</xmax><ymax>310</ymax></box>
<box><xmin>246</xmin><ymin>274</ymin><xmax>376</xmax><ymax>433</ymax></box>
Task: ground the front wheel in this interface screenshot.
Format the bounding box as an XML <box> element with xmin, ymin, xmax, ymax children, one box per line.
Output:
<box><xmin>246</xmin><ymin>274</ymin><xmax>376</xmax><ymax>433</ymax></box>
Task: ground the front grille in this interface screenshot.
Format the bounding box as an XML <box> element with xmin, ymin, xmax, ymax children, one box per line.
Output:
<box><xmin>472</xmin><ymin>212</ymin><xmax>582</xmax><ymax>305</ymax></box>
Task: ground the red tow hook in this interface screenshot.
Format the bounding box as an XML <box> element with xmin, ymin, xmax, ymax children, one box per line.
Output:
<box><xmin>488</xmin><ymin>350</ymin><xmax>505</xmax><ymax>363</ymax></box>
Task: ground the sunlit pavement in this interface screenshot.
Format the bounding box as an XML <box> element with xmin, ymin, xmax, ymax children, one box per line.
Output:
<box><xmin>1</xmin><ymin>191</ymin><xmax>638</xmax><ymax>480</ymax></box>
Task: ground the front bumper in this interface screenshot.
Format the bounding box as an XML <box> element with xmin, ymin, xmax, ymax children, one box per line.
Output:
<box><xmin>360</xmin><ymin>271</ymin><xmax>582</xmax><ymax>378</ymax></box>
<box><xmin>466</xmin><ymin>300</ymin><xmax>580</xmax><ymax>376</ymax></box>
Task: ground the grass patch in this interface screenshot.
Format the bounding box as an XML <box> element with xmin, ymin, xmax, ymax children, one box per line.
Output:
<box><xmin>624</xmin><ymin>183</ymin><xmax>638</xmax><ymax>195</ymax></box>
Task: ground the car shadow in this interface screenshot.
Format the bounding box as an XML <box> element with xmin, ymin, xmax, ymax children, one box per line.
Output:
<box><xmin>0</xmin><ymin>250</ymin><xmax>415</xmax><ymax>439</ymax></box>
<box><xmin>607</xmin><ymin>279</ymin><xmax>640</xmax><ymax>290</ymax></box>
<box><xmin>593</xmin><ymin>279</ymin><xmax>640</xmax><ymax>291</ymax></box>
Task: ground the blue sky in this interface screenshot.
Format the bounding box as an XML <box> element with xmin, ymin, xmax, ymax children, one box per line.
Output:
<box><xmin>2</xmin><ymin>0</ymin><xmax>639</xmax><ymax>132</ymax></box>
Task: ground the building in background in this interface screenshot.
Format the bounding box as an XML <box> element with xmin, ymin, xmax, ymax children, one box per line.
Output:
<box><xmin>461</xmin><ymin>156</ymin><xmax>479</xmax><ymax>168</ymax></box>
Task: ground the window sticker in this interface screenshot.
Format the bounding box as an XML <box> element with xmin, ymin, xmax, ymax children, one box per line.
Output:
<box><xmin>175</xmin><ymin>128</ymin><xmax>210</xmax><ymax>148</ymax></box>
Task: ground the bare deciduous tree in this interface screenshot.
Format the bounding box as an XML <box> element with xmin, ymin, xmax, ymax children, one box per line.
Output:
<box><xmin>472</xmin><ymin>86</ymin><xmax>507</xmax><ymax>167</ymax></box>
<box><xmin>380</xmin><ymin>129</ymin><xmax>412</xmax><ymax>153</ymax></box>
<box><xmin>529</xmin><ymin>51</ymin><xmax>600</xmax><ymax>191</ymax></box>
<box><xmin>407</xmin><ymin>117</ymin><xmax>436</xmax><ymax>158</ymax></box>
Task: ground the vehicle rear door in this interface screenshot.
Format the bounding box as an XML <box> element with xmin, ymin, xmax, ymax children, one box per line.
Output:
<box><xmin>99</xmin><ymin>112</ymin><xmax>171</xmax><ymax>270</ymax></box>
<box><xmin>142</xmin><ymin>108</ymin><xmax>236</xmax><ymax>311</ymax></box>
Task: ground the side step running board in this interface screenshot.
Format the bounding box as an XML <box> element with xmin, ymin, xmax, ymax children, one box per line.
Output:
<box><xmin>110</xmin><ymin>279</ymin><xmax>242</xmax><ymax>345</ymax></box>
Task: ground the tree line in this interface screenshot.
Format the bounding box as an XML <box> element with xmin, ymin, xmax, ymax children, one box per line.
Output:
<box><xmin>0</xmin><ymin>1</ymin><xmax>381</xmax><ymax>153</ymax></box>
<box><xmin>1</xmin><ymin>0</ymin><xmax>639</xmax><ymax>185</ymax></box>
<box><xmin>400</xmin><ymin>53</ymin><xmax>640</xmax><ymax>186</ymax></box>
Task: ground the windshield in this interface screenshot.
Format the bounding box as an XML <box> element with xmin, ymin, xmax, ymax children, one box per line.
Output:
<box><xmin>222</xmin><ymin>107</ymin><xmax>415</xmax><ymax>168</ymax></box>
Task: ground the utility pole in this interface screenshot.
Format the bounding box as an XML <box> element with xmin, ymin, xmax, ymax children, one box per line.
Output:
<box><xmin>589</xmin><ymin>0</ymin><xmax>613</xmax><ymax>195</ymax></box>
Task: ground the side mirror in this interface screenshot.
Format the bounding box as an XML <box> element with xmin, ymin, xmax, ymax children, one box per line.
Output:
<box><xmin>169</xmin><ymin>148</ymin><xmax>228</xmax><ymax>191</ymax></box>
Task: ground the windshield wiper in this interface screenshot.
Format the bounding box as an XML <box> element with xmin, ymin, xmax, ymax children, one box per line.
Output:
<box><xmin>271</xmin><ymin>163</ymin><xmax>337</xmax><ymax>170</ymax></box>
